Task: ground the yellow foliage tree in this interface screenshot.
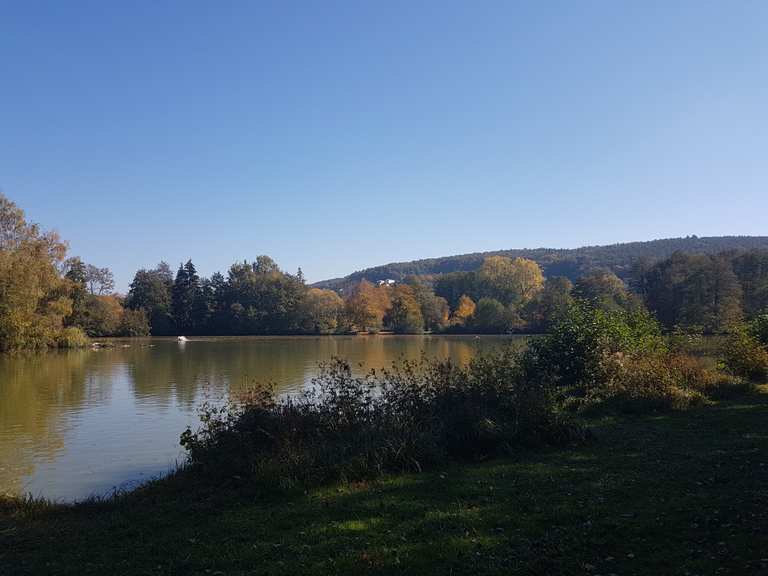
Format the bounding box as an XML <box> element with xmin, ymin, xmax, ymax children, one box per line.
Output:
<box><xmin>303</xmin><ymin>288</ymin><xmax>344</xmax><ymax>333</ymax></box>
<box><xmin>478</xmin><ymin>256</ymin><xmax>544</xmax><ymax>305</ymax></box>
<box><xmin>388</xmin><ymin>285</ymin><xmax>424</xmax><ymax>333</ymax></box>
<box><xmin>0</xmin><ymin>193</ymin><xmax>82</xmax><ymax>350</ymax></box>
<box><xmin>344</xmin><ymin>280</ymin><xmax>391</xmax><ymax>333</ymax></box>
<box><xmin>451</xmin><ymin>294</ymin><xmax>476</xmax><ymax>325</ymax></box>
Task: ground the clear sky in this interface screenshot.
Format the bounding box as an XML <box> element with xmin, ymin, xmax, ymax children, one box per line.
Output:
<box><xmin>2</xmin><ymin>1</ymin><xmax>767</xmax><ymax>291</ymax></box>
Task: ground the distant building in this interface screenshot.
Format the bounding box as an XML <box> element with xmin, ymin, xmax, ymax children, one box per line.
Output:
<box><xmin>377</xmin><ymin>279</ymin><xmax>396</xmax><ymax>286</ymax></box>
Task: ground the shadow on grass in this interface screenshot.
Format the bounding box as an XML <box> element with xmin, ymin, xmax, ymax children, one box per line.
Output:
<box><xmin>2</xmin><ymin>387</ymin><xmax>768</xmax><ymax>575</ymax></box>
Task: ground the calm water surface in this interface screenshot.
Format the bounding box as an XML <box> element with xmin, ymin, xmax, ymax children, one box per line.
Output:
<box><xmin>0</xmin><ymin>335</ymin><xmax>517</xmax><ymax>500</ymax></box>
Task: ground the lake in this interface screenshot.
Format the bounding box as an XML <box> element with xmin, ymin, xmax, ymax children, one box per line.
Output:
<box><xmin>0</xmin><ymin>335</ymin><xmax>517</xmax><ymax>501</ymax></box>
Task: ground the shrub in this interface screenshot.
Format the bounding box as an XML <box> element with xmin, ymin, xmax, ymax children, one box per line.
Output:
<box><xmin>523</xmin><ymin>303</ymin><xmax>746</xmax><ymax>412</ymax></box>
<box><xmin>181</xmin><ymin>303</ymin><xmax>760</xmax><ymax>490</ymax></box>
<box><xmin>180</xmin><ymin>354</ymin><xmax>584</xmax><ymax>487</ymax></box>
<box><xmin>601</xmin><ymin>355</ymin><xmax>705</xmax><ymax>411</ymax></box>
<box><xmin>589</xmin><ymin>352</ymin><xmax>746</xmax><ymax>412</ymax></box>
<box><xmin>522</xmin><ymin>302</ymin><xmax>666</xmax><ymax>397</ymax></box>
<box><xmin>722</xmin><ymin>328</ymin><xmax>768</xmax><ymax>382</ymax></box>
<box><xmin>749</xmin><ymin>312</ymin><xmax>768</xmax><ymax>346</ymax></box>
<box><xmin>55</xmin><ymin>326</ymin><xmax>89</xmax><ymax>348</ymax></box>
<box><xmin>667</xmin><ymin>325</ymin><xmax>705</xmax><ymax>354</ymax></box>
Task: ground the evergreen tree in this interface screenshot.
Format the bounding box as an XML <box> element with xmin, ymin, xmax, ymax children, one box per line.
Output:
<box><xmin>125</xmin><ymin>263</ymin><xmax>174</xmax><ymax>335</ymax></box>
<box><xmin>171</xmin><ymin>260</ymin><xmax>201</xmax><ymax>334</ymax></box>
<box><xmin>641</xmin><ymin>252</ymin><xmax>742</xmax><ymax>333</ymax></box>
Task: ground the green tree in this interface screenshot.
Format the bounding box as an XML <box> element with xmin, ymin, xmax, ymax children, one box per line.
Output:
<box><xmin>172</xmin><ymin>260</ymin><xmax>201</xmax><ymax>334</ymax></box>
<box><xmin>125</xmin><ymin>263</ymin><xmax>174</xmax><ymax>335</ymax></box>
<box><xmin>434</xmin><ymin>272</ymin><xmax>478</xmax><ymax>310</ymax></box>
<box><xmin>118</xmin><ymin>308</ymin><xmax>150</xmax><ymax>336</ymax></box>
<box><xmin>472</xmin><ymin>297</ymin><xmax>509</xmax><ymax>333</ymax></box>
<box><xmin>640</xmin><ymin>252</ymin><xmax>743</xmax><ymax>332</ymax></box>
<box><xmin>730</xmin><ymin>250</ymin><xmax>768</xmax><ymax>318</ymax></box>
<box><xmin>387</xmin><ymin>285</ymin><xmax>424</xmax><ymax>334</ymax></box>
<box><xmin>406</xmin><ymin>277</ymin><xmax>449</xmax><ymax>332</ymax></box>
<box><xmin>220</xmin><ymin>259</ymin><xmax>306</xmax><ymax>334</ymax></box>
<box><xmin>529</xmin><ymin>276</ymin><xmax>573</xmax><ymax>330</ymax></box>
<box><xmin>63</xmin><ymin>257</ymin><xmax>89</xmax><ymax>328</ymax></box>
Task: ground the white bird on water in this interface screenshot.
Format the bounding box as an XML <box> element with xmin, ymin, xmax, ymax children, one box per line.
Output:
<box><xmin>177</xmin><ymin>336</ymin><xmax>188</xmax><ymax>342</ymax></box>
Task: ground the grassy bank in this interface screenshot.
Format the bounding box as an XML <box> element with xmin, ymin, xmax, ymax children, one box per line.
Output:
<box><xmin>2</xmin><ymin>385</ymin><xmax>767</xmax><ymax>575</ymax></box>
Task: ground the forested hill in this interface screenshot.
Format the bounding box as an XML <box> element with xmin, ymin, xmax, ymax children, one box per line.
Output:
<box><xmin>314</xmin><ymin>236</ymin><xmax>768</xmax><ymax>290</ymax></box>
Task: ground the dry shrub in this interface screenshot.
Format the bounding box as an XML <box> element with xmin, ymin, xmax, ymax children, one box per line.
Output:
<box><xmin>582</xmin><ymin>353</ymin><xmax>748</xmax><ymax>413</ymax></box>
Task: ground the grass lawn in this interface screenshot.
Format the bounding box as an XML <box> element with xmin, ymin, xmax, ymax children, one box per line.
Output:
<box><xmin>2</xmin><ymin>386</ymin><xmax>767</xmax><ymax>575</ymax></box>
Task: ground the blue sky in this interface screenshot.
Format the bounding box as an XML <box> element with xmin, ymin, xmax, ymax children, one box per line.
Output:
<box><xmin>2</xmin><ymin>1</ymin><xmax>767</xmax><ymax>291</ymax></box>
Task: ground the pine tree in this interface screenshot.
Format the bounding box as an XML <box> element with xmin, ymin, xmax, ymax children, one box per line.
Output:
<box><xmin>172</xmin><ymin>260</ymin><xmax>201</xmax><ymax>334</ymax></box>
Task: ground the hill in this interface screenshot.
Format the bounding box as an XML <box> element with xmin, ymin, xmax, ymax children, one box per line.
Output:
<box><xmin>313</xmin><ymin>236</ymin><xmax>768</xmax><ymax>290</ymax></box>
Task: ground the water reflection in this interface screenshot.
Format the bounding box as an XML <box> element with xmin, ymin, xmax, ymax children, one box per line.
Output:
<box><xmin>0</xmin><ymin>335</ymin><xmax>515</xmax><ymax>500</ymax></box>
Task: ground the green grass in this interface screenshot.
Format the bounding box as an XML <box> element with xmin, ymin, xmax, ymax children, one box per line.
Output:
<box><xmin>3</xmin><ymin>387</ymin><xmax>768</xmax><ymax>575</ymax></box>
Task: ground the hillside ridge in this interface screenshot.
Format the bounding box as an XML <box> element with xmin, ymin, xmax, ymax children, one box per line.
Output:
<box><xmin>313</xmin><ymin>235</ymin><xmax>768</xmax><ymax>289</ymax></box>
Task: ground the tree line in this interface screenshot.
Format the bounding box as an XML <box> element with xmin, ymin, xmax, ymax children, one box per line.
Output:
<box><xmin>2</xmin><ymin>191</ymin><xmax>768</xmax><ymax>350</ymax></box>
<box><xmin>120</xmin><ymin>249</ymin><xmax>768</xmax><ymax>337</ymax></box>
<box><xmin>316</xmin><ymin>235</ymin><xmax>768</xmax><ymax>291</ymax></box>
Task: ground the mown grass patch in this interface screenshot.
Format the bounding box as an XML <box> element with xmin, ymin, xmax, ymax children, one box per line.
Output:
<box><xmin>2</xmin><ymin>386</ymin><xmax>767</xmax><ymax>575</ymax></box>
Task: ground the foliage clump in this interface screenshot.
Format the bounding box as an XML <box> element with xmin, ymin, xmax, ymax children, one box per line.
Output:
<box><xmin>521</xmin><ymin>302</ymin><xmax>744</xmax><ymax>412</ymax></box>
<box><xmin>55</xmin><ymin>326</ymin><xmax>90</xmax><ymax>348</ymax></box>
<box><xmin>181</xmin><ymin>304</ymin><xmax>756</xmax><ymax>488</ymax></box>
<box><xmin>722</xmin><ymin>327</ymin><xmax>768</xmax><ymax>382</ymax></box>
<box><xmin>0</xmin><ymin>193</ymin><xmax>76</xmax><ymax>350</ymax></box>
<box><xmin>748</xmin><ymin>311</ymin><xmax>768</xmax><ymax>346</ymax></box>
<box><xmin>181</xmin><ymin>354</ymin><xmax>583</xmax><ymax>487</ymax></box>
<box><xmin>522</xmin><ymin>303</ymin><xmax>666</xmax><ymax>397</ymax></box>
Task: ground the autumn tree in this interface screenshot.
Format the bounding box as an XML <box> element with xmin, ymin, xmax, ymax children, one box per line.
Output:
<box><xmin>573</xmin><ymin>271</ymin><xmax>640</xmax><ymax>313</ymax></box>
<box><xmin>451</xmin><ymin>294</ymin><xmax>476</xmax><ymax>326</ymax></box>
<box><xmin>80</xmin><ymin>295</ymin><xmax>124</xmax><ymax>336</ymax></box>
<box><xmin>0</xmin><ymin>193</ymin><xmax>83</xmax><ymax>350</ymax></box>
<box><xmin>302</xmin><ymin>288</ymin><xmax>344</xmax><ymax>333</ymax></box>
<box><xmin>477</xmin><ymin>256</ymin><xmax>544</xmax><ymax>306</ymax></box>
<box><xmin>344</xmin><ymin>280</ymin><xmax>390</xmax><ymax>333</ymax></box>
<box><xmin>387</xmin><ymin>285</ymin><xmax>424</xmax><ymax>334</ymax></box>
